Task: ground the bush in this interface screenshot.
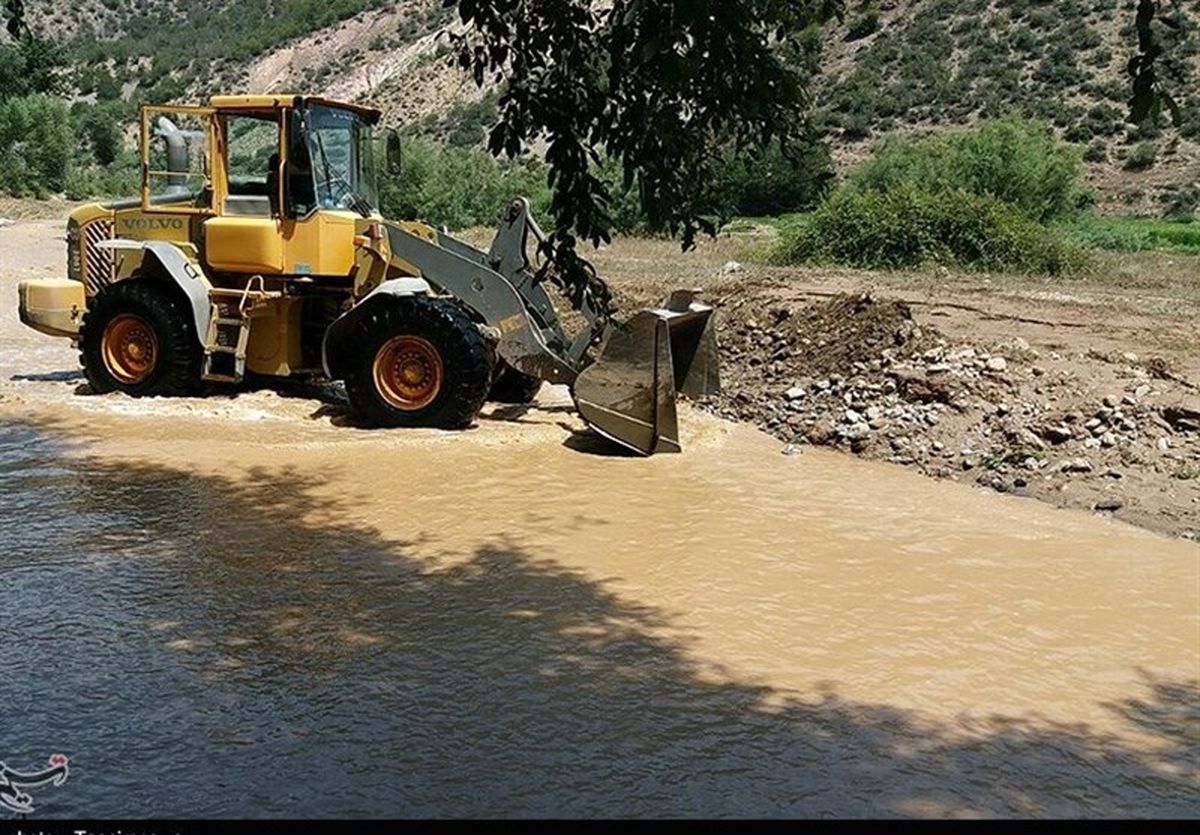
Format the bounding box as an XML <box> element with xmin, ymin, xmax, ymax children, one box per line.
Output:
<box><xmin>0</xmin><ymin>37</ymin><xmax>64</xmax><ymax>101</ymax></box>
<box><xmin>1124</xmin><ymin>142</ymin><xmax>1157</xmax><ymax>171</ymax></box>
<box><xmin>844</xmin><ymin>11</ymin><xmax>881</xmax><ymax>42</ymax></box>
<box><xmin>1163</xmin><ymin>187</ymin><xmax>1198</xmax><ymax>223</ymax></box>
<box><xmin>0</xmin><ymin>94</ymin><xmax>73</xmax><ymax>196</ymax></box>
<box><xmin>774</xmin><ymin>186</ymin><xmax>1088</xmax><ymax>275</ymax></box>
<box><xmin>378</xmin><ymin>138</ymin><xmax>552</xmax><ymax>230</ymax></box>
<box><xmin>845</xmin><ymin>116</ymin><xmax>1088</xmax><ymax>223</ymax></box>
<box><xmin>1082</xmin><ymin>140</ymin><xmax>1107</xmax><ymax>163</ymax></box>
<box><xmin>709</xmin><ymin>139</ymin><xmax>833</xmax><ymax>218</ymax></box>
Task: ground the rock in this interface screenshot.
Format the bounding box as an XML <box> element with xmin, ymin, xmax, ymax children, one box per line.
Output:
<box><xmin>1031</xmin><ymin>365</ymin><xmax>1046</xmax><ymax>377</ymax></box>
<box><xmin>842</xmin><ymin>422</ymin><xmax>871</xmax><ymax>441</ymax></box>
<box><xmin>985</xmin><ymin>356</ymin><xmax>1008</xmax><ymax>373</ymax></box>
<box><xmin>865</xmin><ymin>405</ymin><xmax>883</xmax><ymax>422</ymax></box>
<box><xmin>1041</xmin><ymin>425</ymin><xmax>1073</xmax><ymax>444</ymax></box>
<box><xmin>1094</xmin><ymin>498</ymin><xmax>1124</xmax><ymax>512</ymax></box>
<box><xmin>961</xmin><ymin>457</ymin><xmax>977</xmax><ymax>471</ymax></box>
<box><xmin>0</xmin><ymin>217</ymin><xmax>13</xmax><ymax>228</ymax></box>
<box><xmin>1103</xmin><ymin>395</ymin><xmax>1120</xmax><ymax>408</ymax></box>
<box><xmin>1100</xmin><ymin>432</ymin><xmax>1118</xmax><ymax>448</ymax></box>
<box><xmin>1161</xmin><ymin>399</ymin><xmax>1200</xmax><ymax>433</ymax></box>
<box><xmin>889</xmin><ymin>369</ymin><xmax>958</xmax><ymax>406</ymax></box>
<box><xmin>1156</xmin><ymin>437</ymin><xmax>1171</xmax><ymax>452</ymax></box>
<box><xmin>807</xmin><ymin>420</ymin><xmax>836</xmax><ymax>446</ymax></box>
<box><xmin>781</xmin><ymin>442</ymin><xmax>805</xmax><ymax>456</ymax></box>
<box><xmin>785</xmin><ymin>386</ymin><xmax>806</xmax><ymax>401</ymax></box>
<box><xmin>721</xmin><ymin>260</ymin><xmax>744</xmax><ymax>275</ymax></box>
<box><xmin>1134</xmin><ymin>384</ymin><xmax>1151</xmax><ymax>399</ymax></box>
<box><xmin>1105</xmin><ymin>468</ymin><xmax>1123</xmax><ymax>479</ymax></box>
<box><xmin>844</xmin><ymin>408</ymin><xmax>863</xmax><ymax>425</ymax></box>
<box><xmin>1062</xmin><ymin>457</ymin><xmax>1094</xmax><ymax>474</ymax></box>
<box><xmin>1122</xmin><ymin>352</ymin><xmax>1139</xmax><ymax>364</ymax></box>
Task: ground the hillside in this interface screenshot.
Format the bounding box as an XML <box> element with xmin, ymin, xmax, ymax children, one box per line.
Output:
<box><xmin>20</xmin><ymin>0</ymin><xmax>1200</xmax><ymax>214</ymax></box>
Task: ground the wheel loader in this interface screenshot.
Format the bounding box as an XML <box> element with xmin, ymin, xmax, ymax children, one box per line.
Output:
<box><xmin>16</xmin><ymin>95</ymin><xmax>719</xmax><ymax>454</ymax></box>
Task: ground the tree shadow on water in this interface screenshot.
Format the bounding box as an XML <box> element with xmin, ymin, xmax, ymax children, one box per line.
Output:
<box><xmin>2</xmin><ymin>422</ymin><xmax>1197</xmax><ymax>818</ymax></box>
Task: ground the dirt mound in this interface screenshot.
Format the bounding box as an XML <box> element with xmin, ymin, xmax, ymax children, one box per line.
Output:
<box><xmin>714</xmin><ymin>292</ymin><xmax>936</xmax><ymax>409</ymax></box>
<box><xmin>774</xmin><ymin>293</ymin><xmax>928</xmax><ymax>377</ymax></box>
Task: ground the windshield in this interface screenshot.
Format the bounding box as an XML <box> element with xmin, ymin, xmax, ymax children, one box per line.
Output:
<box><xmin>300</xmin><ymin>104</ymin><xmax>378</xmax><ymax>214</ymax></box>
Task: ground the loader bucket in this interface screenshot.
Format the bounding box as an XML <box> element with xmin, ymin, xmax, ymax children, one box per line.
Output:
<box><xmin>573</xmin><ymin>290</ymin><xmax>720</xmax><ymax>455</ymax></box>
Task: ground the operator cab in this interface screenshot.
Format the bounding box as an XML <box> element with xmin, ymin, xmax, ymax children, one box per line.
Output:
<box><xmin>139</xmin><ymin>96</ymin><xmax>384</xmax><ymax>278</ymax></box>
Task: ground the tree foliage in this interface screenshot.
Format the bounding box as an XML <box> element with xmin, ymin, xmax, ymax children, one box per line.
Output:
<box><xmin>0</xmin><ymin>33</ymin><xmax>61</xmax><ymax>97</ymax></box>
<box><xmin>446</xmin><ymin>0</ymin><xmax>843</xmax><ymax>250</ymax></box>
<box><xmin>1129</xmin><ymin>0</ymin><xmax>1182</xmax><ymax>125</ymax></box>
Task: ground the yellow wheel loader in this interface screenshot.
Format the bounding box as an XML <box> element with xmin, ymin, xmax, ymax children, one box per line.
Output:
<box><xmin>16</xmin><ymin>96</ymin><xmax>719</xmax><ymax>454</ymax></box>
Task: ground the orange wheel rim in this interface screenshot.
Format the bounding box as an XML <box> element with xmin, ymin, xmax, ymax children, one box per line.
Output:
<box><xmin>372</xmin><ymin>335</ymin><xmax>444</xmax><ymax>411</ymax></box>
<box><xmin>101</xmin><ymin>313</ymin><xmax>158</xmax><ymax>385</ymax></box>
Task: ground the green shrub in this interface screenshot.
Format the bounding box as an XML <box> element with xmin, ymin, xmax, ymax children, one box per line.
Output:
<box><xmin>844</xmin><ymin>11</ymin><xmax>881</xmax><ymax>42</ymax></box>
<box><xmin>845</xmin><ymin>116</ymin><xmax>1088</xmax><ymax>223</ymax></box>
<box><xmin>1082</xmin><ymin>140</ymin><xmax>1107</xmax><ymax>163</ymax></box>
<box><xmin>774</xmin><ymin>186</ymin><xmax>1088</xmax><ymax>275</ymax></box>
<box><xmin>0</xmin><ymin>94</ymin><xmax>73</xmax><ymax>196</ymax></box>
<box><xmin>1163</xmin><ymin>187</ymin><xmax>1198</xmax><ymax>223</ymax></box>
<box><xmin>709</xmin><ymin>139</ymin><xmax>833</xmax><ymax>218</ymax></box>
<box><xmin>1124</xmin><ymin>142</ymin><xmax>1157</xmax><ymax>171</ymax></box>
<box><xmin>378</xmin><ymin>137</ymin><xmax>551</xmax><ymax>230</ymax></box>
<box><xmin>0</xmin><ymin>37</ymin><xmax>64</xmax><ymax>101</ymax></box>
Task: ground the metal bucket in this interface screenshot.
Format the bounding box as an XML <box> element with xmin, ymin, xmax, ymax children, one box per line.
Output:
<box><xmin>573</xmin><ymin>290</ymin><xmax>720</xmax><ymax>455</ymax></box>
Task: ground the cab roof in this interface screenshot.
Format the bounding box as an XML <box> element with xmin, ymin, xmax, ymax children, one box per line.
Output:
<box><xmin>206</xmin><ymin>95</ymin><xmax>382</xmax><ymax>124</ymax></box>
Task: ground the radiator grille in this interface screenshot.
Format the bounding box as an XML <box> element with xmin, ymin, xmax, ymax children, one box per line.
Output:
<box><xmin>82</xmin><ymin>218</ymin><xmax>116</xmax><ymax>297</ymax></box>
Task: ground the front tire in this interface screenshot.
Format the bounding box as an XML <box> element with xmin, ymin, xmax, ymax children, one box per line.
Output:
<box><xmin>80</xmin><ymin>278</ymin><xmax>201</xmax><ymax>396</ymax></box>
<box><xmin>343</xmin><ymin>296</ymin><xmax>493</xmax><ymax>429</ymax></box>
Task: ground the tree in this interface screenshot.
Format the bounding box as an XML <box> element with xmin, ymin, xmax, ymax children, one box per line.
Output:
<box><xmin>1129</xmin><ymin>0</ymin><xmax>1187</xmax><ymax>126</ymax></box>
<box><xmin>446</xmin><ymin>1</ymin><xmax>843</xmax><ymax>251</ymax></box>
<box><xmin>0</xmin><ymin>33</ymin><xmax>62</xmax><ymax>98</ymax></box>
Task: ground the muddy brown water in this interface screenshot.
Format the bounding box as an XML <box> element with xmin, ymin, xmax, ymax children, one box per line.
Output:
<box><xmin>1</xmin><ymin>367</ymin><xmax>1197</xmax><ymax>817</ymax></box>
<box><xmin>0</xmin><ymin>232</ymin><xmax>1198</xmax><ymax>817</ymax></box>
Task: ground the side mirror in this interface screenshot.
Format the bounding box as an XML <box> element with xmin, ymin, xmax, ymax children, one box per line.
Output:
<box><xmin>384</xmin><ymin>129</ymin><xmax>402</xmax><ymax>177</ymax></box>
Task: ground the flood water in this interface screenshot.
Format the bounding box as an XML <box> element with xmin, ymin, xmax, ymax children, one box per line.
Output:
<box><xmin>1</xmin><ymin>399</ymin><xmax>1198</xmax><ymax>818</ymax></box>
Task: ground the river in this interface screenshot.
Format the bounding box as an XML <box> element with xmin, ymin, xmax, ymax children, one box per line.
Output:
<box><xmin>0</xmin><ymin>380</ymin><xmax>1196</xmax><ymax>816</ymax></box>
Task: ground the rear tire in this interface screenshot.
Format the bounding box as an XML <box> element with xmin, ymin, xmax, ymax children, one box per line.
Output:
<box><xmin>80</xmin><ymin>278</ymin><xmax>202</xmax><ymax>396</ymax></box>
<box><xmin>488</xmin><ymin>359</ymin><xmax>543</xmax><ymax>404</ymax></box>
<box><xmin>343</xmin><ymin>296</ymin><xmax>493</xmax><ymax>429</ymax></box>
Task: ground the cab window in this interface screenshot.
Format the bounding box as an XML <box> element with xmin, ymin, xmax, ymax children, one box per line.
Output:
<box><xmin>224</xmin><ymin>112</ymin><xmax>280</xmax><ymax>217</ymax></box>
